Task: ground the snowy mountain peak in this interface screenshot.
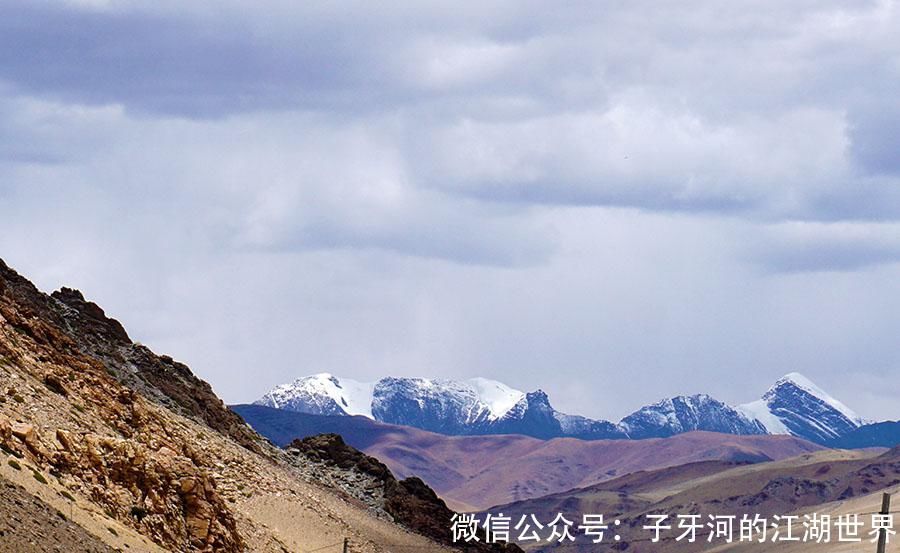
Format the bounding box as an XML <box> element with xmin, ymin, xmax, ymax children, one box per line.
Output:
<box><xmin>740</xmin><ymin>372</ymin><xmax>863</xmax><ymax>443</ymax></box>
<box><xmin>766</xmin><ymin>373</ymin><xmax>862</xmax><ymax>425</ymax></box>
<box><xmin>461</xmin><ymin>377</ymin><xmax>526</xmax><ymax>420</ymax></box>
<box><xmin>254</xmin><ymin>371</ymin><xmax>865</xmax><ymax>444</ymax></box>
<box><xmin>620</xmin><ymin>393</ymin><xmax>765</xmax><ymax>439</ymax></box>
<box><xmin>257</xmin><ymin>374</ymin><xmax>528</xmax><ymax>426</ymax></box>
<box><xmin>255</xmin><ymin>373</ymin><xmax>374</xmax><ymax>418</ymax></box>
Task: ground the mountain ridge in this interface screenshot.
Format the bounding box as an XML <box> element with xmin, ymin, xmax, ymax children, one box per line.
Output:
<box><xmin>255</xmin><ymin>370</ymin><xmax>869</xmax><ymax>444</ymax></box>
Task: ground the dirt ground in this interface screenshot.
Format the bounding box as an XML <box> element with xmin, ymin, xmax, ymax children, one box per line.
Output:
<box><xmin>0</xmin><ymin>474</ymin><xmax>115</xmax><ymax>553</ymax></box>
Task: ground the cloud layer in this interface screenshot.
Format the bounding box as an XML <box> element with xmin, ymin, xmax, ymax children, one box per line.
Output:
<box><xmin>0</xmin><ymin>0</ymin><xmax>898</xmax><ymax>419</ymax></box>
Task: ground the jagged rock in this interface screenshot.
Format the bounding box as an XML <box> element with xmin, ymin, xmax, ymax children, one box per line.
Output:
<box><xmin>0</xmin><ymin>259</ymin><xmax>259</xmax><ymax>453</ymax></box>
<box><xmin>42</xmin><ymin>373</ymin><xmax>69</xmax><ymax>397</ymax></box>
<box><xmin>11</xmin><ymin>422</ymin><xmax>34</xmax><ymax>442</ymax></box>
<box><xmin>51</xmin><ymin>434</ymin><xmax>241</xmax><ymax>551</ymax></box>
<box><xmin>9</xmin><ymin>421</ymin><xmax>48</xmax><ymax>459</ymax></box>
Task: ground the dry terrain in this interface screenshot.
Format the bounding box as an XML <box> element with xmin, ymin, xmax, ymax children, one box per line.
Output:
<box><xmin>0</xmin><ymin>472</ymin><xmax>117</xmax><ymax>553</ymax></box>
<box><xmin>710</xmin><ymin>483</ymin><xmax>900</xmax><ymax>553</ymax></box>
<box><xmin>488</xmin><ymin>447</ymin><xmax>900</xmax><ymax>552</ymax></box>
<box><xmin>232</xmin><ymin>407</ymin><xmax>825</xmax><ymax>511</ymax></box>
<box><xmin>0</xmin><ymin>258</ymin><xmax>491</xmax><ymax>553</ymax></box>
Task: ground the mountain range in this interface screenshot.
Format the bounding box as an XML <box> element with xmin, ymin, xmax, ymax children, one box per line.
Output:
<box><xmin>254</xmin><ymin>371</ymin><xmax>869</xmax><ymax>445</ymax></box>
<box><xmin>230</xmin><ymin>406</ymin><xmax>825</xmax><ymax>511</ymax></box>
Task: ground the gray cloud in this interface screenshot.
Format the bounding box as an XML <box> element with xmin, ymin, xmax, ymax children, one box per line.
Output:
<box><xmin>0</xmin><ymin>3</ymin><xmax>378</xmax><ymax>116</ymax></box>
<box><xmin>0</xmin><ymin>0</ymin><xmax>898</xmax><ymax>420</ymax></box>
<box><xmin>2</xmin><ymin>1</ymin><xmax>897</xmax><ymax>225</ymax></box>
<box><xmin>849</xmin><ymin>103</ymin><xmax>900</xmax><ymax>177</ymax></box>
<box><xmin>753</xmin><ymin>221</ymin><xmax>900</xmax><ymax>272</ymax></box>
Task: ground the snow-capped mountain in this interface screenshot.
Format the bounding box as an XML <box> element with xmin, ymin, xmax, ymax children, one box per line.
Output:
<box><xmin>255</xmin><ymin>373</ymin><xmax>375</xmax><ymax>417</ymax></box>
<box><xmin>254</xmin><ymin>373</ymin><xmax>624</xmax><ymax>439</ymax></box>
<box><xmin>254</xmin><ymin>371</ymin><xmax>867</xmax><ymax>444</ymax></box>
<box><xmin>619</xmin><ymin>394</ymin><xmax>766</xmax><ymax>439</ymax></box>
<box><xmin>738</xmin><ymin>372</ymin><xmax>863</xmax><ymax>444</ymax></box>
<box><xmin>488</xmin><ymin>390</ymin><xmax>625</xmax><ymax>439</ymax></box>
<box><xmin>370</xmin><ymin>376</ymin><xmax>527</xmax><ymax>434</ymax></box>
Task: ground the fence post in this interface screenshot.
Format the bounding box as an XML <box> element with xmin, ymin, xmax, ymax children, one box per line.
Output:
<box><xmin>877</xmin><ymin>492</ymin><xmax>891</xmax><ymax>553</ymax></box>
<box><xmin>342</xmin><ymin>537</ymin><xmax>349</xmax><ymax>553</ymax></box>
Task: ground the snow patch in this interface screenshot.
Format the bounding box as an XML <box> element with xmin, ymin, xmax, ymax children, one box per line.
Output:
<box><xmin>260</xmin><ymin>374</ymin><xmax>525</xmax><ymax>422</ymax></box>
<box><xmin>738</xmin><ymin>399</ymin><xmax>790</xmax><ymax>434</ymax></box>
<box><xmin>776</xmin><ymin>373</ymin><xmax>862</xmax><ymax>424</ymax></box>
<box><xmin>738</xmin><ymin>373</ymin><xmax>861</xmax><ymax>437</ymax></box>
<box><xmin>464</xmin><ymin>377</ymin><xmax>526</xmax><ymax>420</ymax></box>
<box><xmin>262</xmin><ymin>373</ymin><xmax>375</xmax><ymax>418</ymax></box>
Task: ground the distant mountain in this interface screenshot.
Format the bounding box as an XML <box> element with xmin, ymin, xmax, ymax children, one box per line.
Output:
<box><xmin>255</xmin><ymin>373</ymin><xmax>625</xmax><ymax>440</ymax></box>
<box><xmin>828</xmin><ymin>421</ymin><xmax>900</xmax><ymax>449</ymax></box>
<box><xmin>370</xmin><ymin>376</ymin><xmax>526</xmax><ymax>434</ymax></box>
<box><xmin>254</xmin><ymin>371</ymin><xmax>870</xmax><ymax>444</ymax></box>
<box><xmin>257</xmin><ymin>373</ymin><xmax>375</xmax><ymax>417</ymax></box>
<box><xmin>738</xmin><ymin>372</ymin><xmax>864</xmax><ymax>444</ymax></box>
<box><xmin>620</xmin><ymin>394</ymin><xmax>766</xmax><ymax>439</ymax></box>
<box><xmin>626</xmin><ymin>373</ymin><xmax>865</xmax><ymax>444</ymax></box>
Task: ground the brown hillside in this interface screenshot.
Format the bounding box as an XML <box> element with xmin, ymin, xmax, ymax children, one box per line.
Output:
<box><xmin>344</xmin><ymin>420</ymin><xmax>824</xmax><ymax>511</ymax></box>
<box><xmin>0</xmin><ymin>258</ymin><xmax>475</xmax><ymax>552</ymax></box>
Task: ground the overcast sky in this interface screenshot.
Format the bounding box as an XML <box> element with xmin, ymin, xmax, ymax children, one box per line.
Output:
<box><xmin>1</xmin><ymin>0</ymin><xmax>898</xmax><ymax>422</ymax></box>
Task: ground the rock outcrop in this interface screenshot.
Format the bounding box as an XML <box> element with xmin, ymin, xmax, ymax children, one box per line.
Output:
<box><xmin>52</xmin><ymin>431</ymin><xmax>240</xmax><ymax>551</ymax></box>
<box><xmin>287</xmin><ymin>434</ymin><xmax>524</xmax><ymax>553</ymax></box>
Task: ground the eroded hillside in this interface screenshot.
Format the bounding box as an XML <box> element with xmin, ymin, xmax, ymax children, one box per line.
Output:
<box><xmin>0</xmin><ymin>259</ymin><xmax>501</xmax><ymax>552</ymax></box>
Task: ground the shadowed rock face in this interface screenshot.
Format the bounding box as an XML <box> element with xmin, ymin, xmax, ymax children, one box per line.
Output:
<box><xmin>829</xmin><ymin>421</ymin><xmax>900</xmax><ymax>449</ymax></box>
<box><xmin>287</xmin><ymin>434</ymin><xmax>524</xmax><ymax>553</ymax></box>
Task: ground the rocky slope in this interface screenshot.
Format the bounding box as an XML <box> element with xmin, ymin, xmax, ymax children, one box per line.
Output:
<box><xmin>0</xmin><ymin>260</ymin><xmax>243</xmax><ymax>550</ymax></box>
<box><xmin>256</xmin><ymin>372</ymin><xmax>868</xmax><ymax>444</ymax></box>
<box><xmin>0</xmin><ymin>258</ymin><xmax>467</xmax><ymax>552</ymax></box>
<box><xmin>0</xmin><ymin>475</ymin><xmax>115</xmax><ymax>553</ymax></box>
<box><xmin>285</xmin><ymin>433</ymin><xmax>522</xmax><ymax>553</ymax></box>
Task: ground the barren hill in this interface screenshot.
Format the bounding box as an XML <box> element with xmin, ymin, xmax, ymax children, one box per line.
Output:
<box><xmin>489</xmin><ymin>447</ymin><xmax>900</xmax><ymax>551</ymax></box>
<box><xmin>0</xmin><ymin>259</ymin><xmax>512</xmax><ymax>552</ymax></box>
